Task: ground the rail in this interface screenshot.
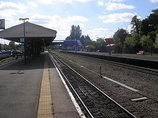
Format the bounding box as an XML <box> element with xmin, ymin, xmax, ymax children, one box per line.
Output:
<box><xmin>49</xmin><ymin>52</ymin><xmax>137</xmax><ymax>118</ymax></box>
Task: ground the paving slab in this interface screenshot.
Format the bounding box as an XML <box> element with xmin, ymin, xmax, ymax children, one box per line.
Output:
<box><xmin>48</xmin><ymin>54</ymin><xmax>81</xmax><ymax>118</ymax></box>
<box><xmin>0</xmin><ymin>55</ymin><xmax>44</xmax><ymax>118</ymax></box>
<box><xmin>0</xmin><ymin>52</ymin><xmax>82</xmax><ymax>118</ymax></box>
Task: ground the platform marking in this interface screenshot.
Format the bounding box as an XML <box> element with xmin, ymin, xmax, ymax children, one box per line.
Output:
<box><xmin>49</xmin><ymin>54</ymin><xmax>86</xmax><ymax>118</ymax></box>
<box><xmin>102</xmin><ymin>76</ymin><xmax>139</xmax><ymax>92</ymax></box>
<box><xmin>37</xmin><ymin>58</ymin><xmax>52</xmax><ymax>118</ymax></box>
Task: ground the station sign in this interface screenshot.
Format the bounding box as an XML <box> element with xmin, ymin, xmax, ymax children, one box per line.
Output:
<box><xmin>156</xmin><ymin>34</ymin><xmax>158</xmax><ymax>43</ymax></box>
<box><xmin>0</xmin><ymin>19</ymin><xmax>5</xmax><ymax>29</ymax></box>
<box><xmin>20</xmin><ymin>38</ymin><xmax>24</xmax><ymax>42</ymax></box>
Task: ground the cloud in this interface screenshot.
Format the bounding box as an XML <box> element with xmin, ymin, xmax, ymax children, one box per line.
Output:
<box><xmin>150</xmin><ymin>0</ymin><xmax>158</xmax><ymax>3</ymax></box>
<box><xmin>0</xmin><ymin>1</ymin><xmax>38</xmax><ymax>18</ymax></box>
<box><xmin>106</xmin><ymin>3</ymin><xmax>135</xmax><ymax>10</ymax></box>
<box><xmin>110</xmin><ymin>0</ymin><xmax>125</xmax><ymax>2</ymax></box>
<box><xmin>67</xmin><ymin>16</ymin><xmax>88</xmax><ymax>22</ymax></box>
<box><xmin>99</xmin><ymin>13</ymin><xmax>135</xmax><ymax>23</ymax></box>
<box><xmin>39</xmin><ymin>0</ymin><xmax>92</xmax><ymax>4</ymax></box>
<box><xmin>30</xmin><ymin>14</ymin><xmax>88</xmax><ymax>29</ymax></box>
<box><xmin>0</xmin><ymin>1</ymin><xmax>27</xmax><ymax>17</ymax></box>
<box><xmin>126</xmin><ymin>24</ymin><xmax>132</xmax><ymax>33</ymax></box>
<box><xmin>39</xmin><ymin>0</ymin><xmax>56</xmax><ymax>4</ymax></box>
<box><xmin>75</xmin><ymin>0</ymin><xmax>92</xmax><ymax>2</ymax></box>
<box><xmin>97</xmin><ymin>1</ymin><xmax>105</xmax><ymax>6</ymax></box>
<box><xmin>97</xmin><ymin>0</ymin><xmax>135</xmax><ymax>10</ymax></box>
<box><xmin>0</xmin><ymin>0</ymin><xmax>89</xmax><ymax>41</ymax></box>
<box><xmin>88</xmin><ymin>28</ymin><xmax>112</xmax><ymax>40</ymax></box>
<box><xmin>29</xmin><ymin>14</ymin><xmax>88</xmax><ymax>40</ymax></box>
<box><xmin>27</xmin><ymin>2</ymin><xmax>38</xmax><ymax>8</ymax></box>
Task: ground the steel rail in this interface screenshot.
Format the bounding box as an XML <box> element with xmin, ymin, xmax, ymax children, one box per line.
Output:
<box><xmin>54</xmin><ymin>51</ymin><xmax>158</xmax><ymax>103</ymax></box>
<box><xmin>102</xmin><ymin>59</ymin><xmax>158</xmax><ymax>76</ymax></box>
<box><xmin>49</xmin><ymin>53</ymin><xmax>94</xmax><ymax>118</ymax></box>
<box><xmin>60</xmin><ymin>51</ymin><xmax>158</xmax><ymax>76</ymax></box>
<box><xmin>49</xmin><ymin>52</ymin><xmax>137</xmax><ymax>118</ymax></box>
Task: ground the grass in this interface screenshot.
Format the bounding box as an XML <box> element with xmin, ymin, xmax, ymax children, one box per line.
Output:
<box><xmin>0</xmin><ymin>57</ymin><xmax>15</xmax><ymax>65</ymax></box>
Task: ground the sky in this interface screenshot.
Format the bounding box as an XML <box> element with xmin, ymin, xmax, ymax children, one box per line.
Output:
<box><xmin>0</xmin><ymin>0</ymin><xmax>158</xmax><ymax>44</ymax></box>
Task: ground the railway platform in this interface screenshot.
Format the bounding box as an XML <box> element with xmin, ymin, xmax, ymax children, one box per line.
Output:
<box><xmin>0</xmin><ymin>51</ymin><xmax>81</xmax><ymax>118</ymax></box>
<box><xmin>72</xmin><ymin>51</ymin><xmax>158</xmax><ymax>62</ymax></box>
<box><xmin>61</xmin><ymin>51</ymin><xmax>158</xmax><ymax>69</ymax></box>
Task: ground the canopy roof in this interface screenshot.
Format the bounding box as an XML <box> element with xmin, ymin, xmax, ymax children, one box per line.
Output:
<box><xmin>0</xmin><ymin>22</ymin><xmax>57</xmax><ymax>46</ymax></box>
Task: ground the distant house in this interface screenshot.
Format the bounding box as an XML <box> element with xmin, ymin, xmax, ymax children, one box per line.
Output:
<box><xmin>105</xmin><ymin>38</ymin><xmax>117</xmax><ymax>54</ymax></box>
<box><xmin>105</xmin><ymin>38</ymin><xmax>114</xmax><ymax>44</ymax></box>
<box><xmin>63</xmin><ymin>40</ymin><xmax>84</xmax><ymax>51</ymax></box>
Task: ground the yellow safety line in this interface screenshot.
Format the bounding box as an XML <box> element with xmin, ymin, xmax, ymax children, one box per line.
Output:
<box><xmin>37</xmin><ymin>59</ymin><xmax>53</xmax><ymax>118</ymax></box>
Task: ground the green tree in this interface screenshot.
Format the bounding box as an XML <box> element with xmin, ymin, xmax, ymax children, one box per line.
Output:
<box><xmin>94</xmin><ymin>38</ymin><xmax>107</xmax><ymax>52</ymax></box>
<box><xmin>131</xmin><ymin>15</ymin><xmax>141</xmax><ymax>34</ymax></box>
<box><xmin>148</xmin><ymin>31</ymin><xmax>156</xmax><ymax>42</ymax></box>
<box><xmin>140</xmin><ymin>18</ymin><xmax>150</xmax><ymax>36</ymax></box>
<box><xmin>148</xmin><ymin>9</ymin><xmax>158</xmax><ymax>30</ymax></box>
<box><xmin>65</xmin><ymin>25</ymin><xmax>82</xmax><ymax>40</ymax></box>
<box><xmin>9</xmin><ymin>41</ymin><xmax>15</xmax><ymax>49</ymax></box>
<box><xmin>124</xmin><ymin>33</ymin><xmax>141</xmax><ymax>53</ymax></box>
<box><xmin>140</xmin><ymin>35</ymin><xmax>154</xmax><ymax>55</ymax></box>
<box><xmin>113</xmin><ymin>28</ymin><xmax>128</xmax><ymax>53</ymax></box>
<box><xmin>65</xmin><ymin>25</ymin><xmax>93</xmax><ymax>46</ymax></box>
<box><xmin>140</xmin><ymin>8</ymin><xmax>158</xmax><ymax>36</ymax></box>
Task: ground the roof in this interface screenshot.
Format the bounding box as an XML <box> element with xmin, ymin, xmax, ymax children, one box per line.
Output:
<box><xmin>105</xmin><ymin>38</ymin><xmax>114</xmax><ymax>44</ymax></box>
<box><xmin>0</xmin><ymin>22</ymin><xmax>57</xmax><ymax>46</ymax></box>
<box><xmin>63</xmin><ymin>40</ymin><xmax>83</xmax><ymax>46</ymax></box>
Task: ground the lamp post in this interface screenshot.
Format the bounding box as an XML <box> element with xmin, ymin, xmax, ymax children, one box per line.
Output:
<box><xmin>19</xmin><ymin>18</ymin><xmax>29</xmax><ymax>65</ymax></box>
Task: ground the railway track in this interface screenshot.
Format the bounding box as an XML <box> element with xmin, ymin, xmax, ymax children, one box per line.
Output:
<box><xmin>99</xmin><ymin>59</ymin><xmax>158</xmax><ymax>77</ymax></box>
<box><xmin>49</xmin><ymin>52</ymin><xmax>137</xmax><ymax>118</ymax></box>
<box><xmin>61</xmin><ymin>51</ymin><xmax>158</xmax><ymax>76</ymax></box>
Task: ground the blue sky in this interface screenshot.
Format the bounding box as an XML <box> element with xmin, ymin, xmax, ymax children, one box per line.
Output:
<box><xmin>0</xmin><ymin>0</ymin><xmax>158</xmax><ymax>44</ymax></box>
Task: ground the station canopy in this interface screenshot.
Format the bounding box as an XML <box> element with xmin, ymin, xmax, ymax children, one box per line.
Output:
<box><xmin>0</xmin><ymin>22</ymin><xmax>57</xmax><ymax>46</ymax></box>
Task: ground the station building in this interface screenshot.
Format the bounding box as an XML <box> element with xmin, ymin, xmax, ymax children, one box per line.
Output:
<box><xmin>0</xmin><ymin>22</ymin><xmax>57</xmax><ymax>58</ymax></box>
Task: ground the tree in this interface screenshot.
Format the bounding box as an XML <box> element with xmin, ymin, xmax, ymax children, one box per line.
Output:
<box><xmin>113</xmin><ymin>28</ymin><xmax>128</xmax><ymax>53</ymax></box>
<box><xmin>9</xmin><ymin>41</ymin><xmax>15</xmax><ymax>49</ymax></box>
<box><xmin>140</xmin><ymin>35</ymin><xmax>154</xmax><ymax>55</ymax></box>
<box><xmin>140</xmin><ymin>8</ymin><xmax>158</xmax><ymax>36</ymax></box>
<box><xmin>65</xmin><ymin>25</ymin><xmax>82</xmax><ymax>40</ymax></box>
<box><xmin>154</xmin><ymin>34</ymin><xmax>158</xmax><ymax>48</ymax></box>
<box><xmin>124</xmin><ymin>33</ymin><xmax>141</xmax><ymax>53</ymax></box>
<box><xmin>94</xmin><ymin>38</ymin><xmax>107</xmax><ymax>52</ymax></box>
<box><xmin>148</xmin><ymin>9</ymin><xmax>158</xmax><ymax>30</ymax></box>
<box><xmin>131</xmin><ymin>15</ymin><xmax>140</xmax><ymax>34</ymax></box>
<box><xmin>140</xmin><ymin>18</ymin><xmax>150</xmax><ymax>36</ymax></box>
<box><xmin>65</xmin><ymin>25</ymin><xmax>93</xmax><ymax>47</ymax></box>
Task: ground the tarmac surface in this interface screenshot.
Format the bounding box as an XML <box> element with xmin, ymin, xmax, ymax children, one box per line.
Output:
<box><xmin>0</xmin><ymin>55</ymin><xmax>43</xmax><ymax>118</ymax></box>
<box><xmin>0</xmin><ymin>52</ymin><xmax>81</xmax><ymax>118</ymax></box>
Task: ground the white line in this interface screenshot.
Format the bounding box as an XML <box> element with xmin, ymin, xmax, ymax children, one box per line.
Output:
<box><xmin>64</xmin><ymin>55</ymin><xmax>139</xmax><ymax>93</ymax></box>
<box><xmin>49</xmin><ymin>54</ymin><xmax>86</xmax><ymax>118</ymax></box>
<box><xmin>102</xmin><ymin>76</ymin><xmax>139</xmax><ymax>92</ymax></box>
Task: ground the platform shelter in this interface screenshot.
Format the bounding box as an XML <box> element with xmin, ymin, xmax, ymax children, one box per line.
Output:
<box><xmin>0</xmin><ymin>22</ymin><xmax>57</xmax><ymax>57</ymax></box>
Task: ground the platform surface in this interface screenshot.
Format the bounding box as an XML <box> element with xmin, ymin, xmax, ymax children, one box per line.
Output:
<box><xmin>0</xmin><ymin>52</ymin><xmax>81</xmax><ymax>118</ymax></box>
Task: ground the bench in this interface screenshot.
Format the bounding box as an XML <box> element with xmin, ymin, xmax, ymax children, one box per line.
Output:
<box><xmin>137</xmin><ymin>51</ymin><xmax>144</xmax><ymax>55</ymax></box>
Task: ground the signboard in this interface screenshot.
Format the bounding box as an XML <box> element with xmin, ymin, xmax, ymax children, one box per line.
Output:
<box><xmin>0</xmin><ymin>19</ymin><xmax>5</xmax><ymax>29</ymax></box>
<box><xmin>20</xmin><ymin>38</ymin><xmax>24</xmax><ymax>42</ymax></box>
<box><xmin>105</xmin><ymin>38</ymin><xmax>114</xmax><ymax>44</ymax></box>
<box><xmin>156</xmin><ymin>34</ymin><xmax>158</xmax><ymax>43</ymax></box>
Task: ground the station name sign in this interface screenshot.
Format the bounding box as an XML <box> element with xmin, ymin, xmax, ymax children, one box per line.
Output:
<box><xmin>0</xmin><ymin>19</ymin><xmax>5</xmax><ymax>29</ymax></box>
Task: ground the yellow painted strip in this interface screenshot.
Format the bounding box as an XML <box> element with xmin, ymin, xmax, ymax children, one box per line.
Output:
<box><xmin>37</xmin><ymin>59</ymin><xmax>53</xmax><ymax>118</ymax></box>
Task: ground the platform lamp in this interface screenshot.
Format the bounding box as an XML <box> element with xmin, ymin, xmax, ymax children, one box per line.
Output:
<box><xmin>19</xmin><ymin>18</ymin><xmax>29</xmax><ymax>65</ymax></box>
